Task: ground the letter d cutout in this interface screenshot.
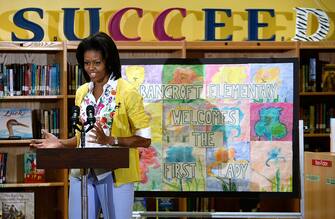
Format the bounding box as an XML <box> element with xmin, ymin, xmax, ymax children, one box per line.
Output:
<box><xmin>292</xmin><ymin>7</ymin><xmax>330</xmax><ymax>41</ymax></box>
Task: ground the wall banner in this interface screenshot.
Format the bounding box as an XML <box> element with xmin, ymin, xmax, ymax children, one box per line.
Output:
<box><xmin>0</xmin><ymin>0</ymin><xmax>334</xmax><ymax>41</ymax></box>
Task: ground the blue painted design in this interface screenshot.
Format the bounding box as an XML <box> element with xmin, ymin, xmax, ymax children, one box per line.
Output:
<box><xmin>211</xmin><ymin>107</ymin><xmax>244</xmax><ymax>143</ymax></box>
<box><xmin>255</xmin><ymin>107</ymin><xmax>287</xmax><ymax>140</ymax></box>
<box><xmin>265</xmin><ymin>147</ymin><xmax>286</xmax><ymax>167</ymax></box>
<box><xmin>165</xmin><ymin>146</ymin><xmax>195</xmax><ymax>163</ymax></box>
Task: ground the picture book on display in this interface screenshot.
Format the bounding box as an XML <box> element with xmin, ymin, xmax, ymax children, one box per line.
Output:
<box><xmin>0</xmin><ymin>192</ymin><xmax>34</xmax><ymax>219</ymax></box>
<box><xmin>24</xmin><ymin>151</ymin><xmax>45</xmax><ymax>183</ymax></box>
<box><xmin>0</xmin><ymin>108</ymin><xmax>33</xmax><ymax>139</ymax></box>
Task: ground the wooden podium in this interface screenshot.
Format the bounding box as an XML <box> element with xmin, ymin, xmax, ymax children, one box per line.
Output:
<box><xmin>36</xmin><ymin>147</ymin><xmax>129</xmax><ymax>219</ymax></box>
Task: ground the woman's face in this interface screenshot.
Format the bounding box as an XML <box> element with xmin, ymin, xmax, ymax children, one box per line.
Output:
<box><xmin>84</xmin><ymin>50</ymin><xmax>109</xmax><ymax>83</ymax></box>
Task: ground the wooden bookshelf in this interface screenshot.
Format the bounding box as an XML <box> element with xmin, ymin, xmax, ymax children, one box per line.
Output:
<box><xmin>66</xmin><ymin>40</ymin><xmax>186</xmax><ymax>58</ymax></box>
<box><xmin>0</xmin><ymin>182</ymin><xmax>64</xmax><ymax>188</ymax></box>
<box><xmin>67</xmin><ymin>40</ymin><xmax>184</xmax><ymax>50</ymax></box>
<box><xmin>299</xmin><ymin>41</ymin><xmax>335</xmax><ymax>151</ymax></box>
<box><xmin>0</xmin><ymin>42</ymin><xmax>68</xmax><ymax>219</ymax></box>
<box><xmin>0</xmin><ymin>41</ymin><xmax>63</xmax><ymax>51</ymax></box>
<box><xmin>0</xmin><ymin>95</ymin><xmax>65</xmax><ymax>100</ymax></box>
<box><xmin>299</xmin><ymin>41</ymin><xmax>335</xmax><ymax>49</ymax></box>
<box><xmin>185</xmin><ymin>41</ymin><xmax>298</xmax><ymax>58</ymax></box>
<box><xmin>299</xmin><ymin>92</ymin><xmax>335</xmax><ymax>96</ymax></box>
<box><xmin>304</xmin><ymin>133</ymin><xmax>330</xmax><ymax>138</ymax></box>
<box><xmin>186</xmin><ymin>41</ymin><xmax>297</xmax><ymax>50</ymax></box>
<box><xmin>0</xmin><ymin>139</ymin><xmax>33</xmax><ymax>145</ymax></box>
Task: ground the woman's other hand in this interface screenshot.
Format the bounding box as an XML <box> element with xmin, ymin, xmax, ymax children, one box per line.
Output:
<box><xmin>30</xmin><ymin>129</ymin><xmax>63</xmax><ymax>148</ymax></box>
<box><xmin>88</xmin><ymin>121</ymin><xmax>111</xmax><ymax>145</ymax></box>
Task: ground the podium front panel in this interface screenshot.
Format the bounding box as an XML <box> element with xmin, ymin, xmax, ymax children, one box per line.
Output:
<box><xmin>36</xmin><ymin>147</ymin><xmax>129</xmax><ymax>169</ymax></box>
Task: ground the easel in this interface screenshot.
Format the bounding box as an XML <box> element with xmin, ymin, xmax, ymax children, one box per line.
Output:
<box><xmin>132</xmin><ymin>120</ymin><xmax>305</xmax><ymax>219</ymax></box>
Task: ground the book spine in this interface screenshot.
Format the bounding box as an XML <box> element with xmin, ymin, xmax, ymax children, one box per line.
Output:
<box><xmin>309</xmin><ymin>58</ymin><xmax>317</xmax><ymax>92</ymax></box>
<box><xmin>0</xmin><ymin>63</ymin><xmax>4</xmax><ymax>96</ymax></box>
<box><xmin>3</xmin><ymin>153</ymin><xmax>7</xmax><ymax>183</ymax></box>
<box><xmin>9</xmin><ymin>68</ymin><xmax>14</xmax><ymax>96</ymax></box>
<box><xmin>309</xmin><ymin>105</ymin><xmax>315</xmax><ymax>133</ymax></box>
<box><xmin>44</xmin><ymin>110</ymin><xmax>49</xmax><ymax>133</ymax></box>
<box><xmin>54</xmin><ymin>63</ymin><xmax>60</xmax><ymax>95</ymax></box>
<box><xmin>0</xmin><ymin>153</ymin><xmax>3</xmax><ymax>183</ymax></box>
<box><xmin>331</xmin><ymin>118</ymin><xmax>335</xmax><ymax>152</ymax></box>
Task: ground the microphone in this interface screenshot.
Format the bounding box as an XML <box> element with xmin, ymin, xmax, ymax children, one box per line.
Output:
<box><xmin>71</xmin><ymin>106</ymin><xmax>80</xmax><ymax>127</ymax></box>
<box><xmin>86</xmin><ymin>105</ymin><xmax>96</xmax><ymax>127</ymax></box>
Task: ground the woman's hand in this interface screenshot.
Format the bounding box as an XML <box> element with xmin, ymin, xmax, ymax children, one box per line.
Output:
<box><xmin>88</xmin><ymin>122</ymin><xmax>112</xmax><ymax>145</ymax></box>
<box><xmin>30</xmin><ymin>129</ymin><xmax>64</xmax><ymax>148</ymax></box>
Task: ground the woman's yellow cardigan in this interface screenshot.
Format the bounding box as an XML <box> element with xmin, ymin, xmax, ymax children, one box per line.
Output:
<box><xmin>73</xmin><ymin>78</ymin><xmax>149</xmax><ymax>187</ymax></box>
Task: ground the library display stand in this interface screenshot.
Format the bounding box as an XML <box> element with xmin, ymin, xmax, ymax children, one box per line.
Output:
<box><xmin>1</xmin><ymin>40</ymin><xmax>335</xmax><ymax>218</ymax></box>
<box><xmin>304</xmin><ymin>151</ymin><xmax>335</xmax><ymax>219</ymax></box>
<box><xmin>304</xmin><ymin>118</ymin><xmax>335</xmax><ymax>219</ymax></box>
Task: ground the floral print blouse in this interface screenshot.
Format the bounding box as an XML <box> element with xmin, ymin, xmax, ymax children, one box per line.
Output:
<box><xmin>80</xmin><ymin>76</ymin><xmax>117</xmax><ymax>146</ymax></box>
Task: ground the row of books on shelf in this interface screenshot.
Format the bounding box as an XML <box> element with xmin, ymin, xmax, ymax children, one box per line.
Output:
<box><xmin>0</xmin><ymin>63</ymin><xmax>60</xmax><ymax>97</ymax></box>
<box><xmin>300</xmin><ymin>59</ymin><xmax>335</xmax><ymax>92</ymax></box>
<box><xmin>0</xmin><ymin>108</ymin><xmax>60</xmax><ymax>140</ymax></box>
<box><xmin>300</xmin><ymin>104</ymin><xmax>335</xmax><ymax>133</ymax></box>
<box><xmin>67</xmin><ymin>63</ymin><xmax>87</xmax><ymax>95</ymax></box>
<box><xmin>32</xmin><ymin>108</ymin><xmax>60</xmax><ymax>138</ymax></box>
<box><xmin>0</xmin><ymin>151</ymin><xmax>45</xmax><ymax>184</ymax></box>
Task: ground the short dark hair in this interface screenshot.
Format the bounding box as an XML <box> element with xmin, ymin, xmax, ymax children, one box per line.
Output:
<box><xmin>76</xmin><ymin>32</ymin><xmax>121</xmax><ymax>81</ymax></box>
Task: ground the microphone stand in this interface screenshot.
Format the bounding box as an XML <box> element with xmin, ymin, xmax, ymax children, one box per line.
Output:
<box><xmin>72</xmin><ymin>120</ymin><xmax>95</xmax><ymax>219</ymax></box>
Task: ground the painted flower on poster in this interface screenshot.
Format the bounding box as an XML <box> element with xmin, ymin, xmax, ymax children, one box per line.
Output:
<box><xmin>169</xmin><ymin>67</ymin><xmax>201</xmax><ymax>84</ymax></box>
<box><xmin>211</xmin><ymin>65</ymin><xmax>248</xmax><ymax>84</ymax></box>
<box><xmin>207</xmin><ymin>147</ymin><xmax>238</xmax><ymax>191</ymax></box>
<box><xmin>255</xmin><ymin>107</ymin><xmax>287</xmax><ymax>141</ymax></box>
<box><xmin>139</xmin><ymin>147</ymin><xmax>160</xmax><ymax>183</ymax></box>
<box><xmin>253</xmin><ymin>67</ymin><xmax>280</xmax><ymax>84</ymax></box>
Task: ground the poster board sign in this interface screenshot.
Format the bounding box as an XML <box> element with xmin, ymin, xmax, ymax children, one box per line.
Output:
<box><xmin>121</xmin><ymin>58</ymin><xmax>299</xmax><ymax>196</ymax></box>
